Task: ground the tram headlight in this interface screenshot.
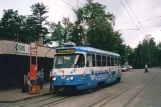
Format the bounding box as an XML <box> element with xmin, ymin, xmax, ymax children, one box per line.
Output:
<box><xmin>70</xmin><ymin>76</ymin><xmax>74</xmax><ymax>80</ymax></box>
<box><xmin>52</xmin><ymin>77</ymin><xmax>57</xmax><ymax>81</ymax></box>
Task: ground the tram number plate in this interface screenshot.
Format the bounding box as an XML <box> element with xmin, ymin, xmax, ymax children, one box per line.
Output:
<box><xmin>62</xmin><ymin>82</ymin><xmax>65</xmax><ymax>86</ymax></box>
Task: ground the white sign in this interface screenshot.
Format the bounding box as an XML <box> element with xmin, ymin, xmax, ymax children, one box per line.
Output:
<box><xmin>15</xmin><ymin>42</ymin><xmax>30</xmax><ymax>54</ymax></box>
<box><xmin>30</xmin><ymin>42</ymin><xmax>37</xmax><ymax>49</ymax></box>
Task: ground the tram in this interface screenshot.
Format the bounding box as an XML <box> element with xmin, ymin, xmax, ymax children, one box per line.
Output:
<box><xmin>51</xmin><ymin>45</ymin><xmax>122</xmax><ymax>92</ymax></box>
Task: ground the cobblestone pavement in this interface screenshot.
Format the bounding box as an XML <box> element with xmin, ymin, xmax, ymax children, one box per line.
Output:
<box><xmin>0</xmin><ymin>68</ymin><xmax>161</xmax><ymax>107</ymax></box>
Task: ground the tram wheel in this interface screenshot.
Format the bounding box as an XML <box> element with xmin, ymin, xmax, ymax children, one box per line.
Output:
<box><xmin>53</xmin><ymin>87</ymin><xmax>60</xmax><ymax>94</ymax></box>
<box><xmin>87</xmin><ymin>88</ymin><xmax>92</xmax><ymax>93</ymax></box>
<box><xmin>116</xmin><ymin>77</ymin><xmax>121</xmax><ymax>83</ymax></box>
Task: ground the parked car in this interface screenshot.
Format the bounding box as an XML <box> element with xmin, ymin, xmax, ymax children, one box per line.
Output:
<box><xmin>128</xmin><ymin>65</ymin><xmax>133</xmax><ymax>70</ymax></box>
<box><xmin>121</xmin><ymin>66</ymin><xmax>127</xmax><ymax>72</ymax></box>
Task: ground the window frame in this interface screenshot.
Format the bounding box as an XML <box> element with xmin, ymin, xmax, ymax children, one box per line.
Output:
<box><xmin>86</xmin><ymin>53</ymin><xmax>96</xmax><ymax>67</ymax></box>
<box><xmin>96</xmin><ymin>54</ymin><xmax>102</xmax><ymax>67</ymax></box>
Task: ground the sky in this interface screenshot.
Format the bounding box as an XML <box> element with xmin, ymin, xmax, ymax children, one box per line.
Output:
<box><xmin>0</xmin><ymin>0</ymin><xmax>161</xmax><ymax>48</ymax></box>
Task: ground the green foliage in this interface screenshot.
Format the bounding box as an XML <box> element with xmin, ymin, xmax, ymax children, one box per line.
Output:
<box><xmin>48</xmin><ymin>17</ymin><xmax>77</xmax><ymax>45</ymax></box>
<box><xmin>29</xmin><ymin>2</ymin><xmax>49</xmax><ymax>43</ymax></box>
<box><xmin>0</xmin><ymin>2</ymin><xmax>139</xmax><ymax>66</ymax></box>
<box><xmin>128</xmin><ymin>37</ymin><xmax>160</xmax><ymax>68</ymax></box>
<box><xmin>157</xmin><ymin>42</ymin><xmax>161</xmax><ymax>66</ymax></box>
<box><xmin>0</xmin><ymin>2</ymin><xmax>50</xmax><ymax>44</ymax></box>
<box><xmin>70</xmin><ymin>25</ymin><xmax>84</xmax><ymax>46</ymax></box>
<box><xmin>73</xmin><ymin>2</ymin><xmax>127</xmax><ymax>64</ymax></box>
<box><xmin>0</xmin><ymin>9</ymin><xmax>26</xmax><ymax>41</ymax></box>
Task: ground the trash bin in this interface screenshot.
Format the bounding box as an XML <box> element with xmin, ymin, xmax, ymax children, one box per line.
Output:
<box><xmin>30</xmin><ymin>86</ymin><xmax>40</xmax><ymax>94</ymax></box>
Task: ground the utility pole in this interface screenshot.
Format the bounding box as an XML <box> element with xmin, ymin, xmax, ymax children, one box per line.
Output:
<box><xmin>58</xmin><ymin>21</ymin><xmax>61</xmax><ymax>47</ymax></box>
<box><xmin>145</xmin><ymin>34</ymin><xmax>151</xmax><ymax>64</ymax></box>
<box><xmin>80</xmin><ymin>26</ymin><xmax>85</xmax><ymax>45</ymax></box>
<box><xmin>148</xmin><ymin>41</ymin><xmax>150</xmax><ymax>64</ymax></box>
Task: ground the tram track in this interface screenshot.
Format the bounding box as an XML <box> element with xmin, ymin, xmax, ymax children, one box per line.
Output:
<box><xmin>91</xmin><ymin>69</ymin><xmax>158</xmax><ymax>107</ymax></box>
<box><xmin>9</xmin><ymin>95</ymin><xmax>58</xmax><ymax>107</ymax></box>
<box><xmin>122</xmin><ymin>69</ymin><xmax>158</xmax><ymax>107</ymax></box>
<box><xmin>41</xmin><ymin>96</ymin><xmax>77</xmax><ymax>107</ymax></box>
<box><xmin>33</xmin><ymin>70</ymin><xmax>141</xmax><ymax>107</ymax></box>
<box><xmin>85</xmin><ymin>84</ymin><xmax>132</xmax><ymax>107</ymax></box>
<box><xmin>42</xmin><ymin>82</ymin><xmax>132</xmax><ymax>107</ymax></box>
<box><xmin>14</xmin><ymin>96</ymin><xmax>75</xmax><ymax>107</ymax></box>
<box><xmin>4</xmin><ymin>69</ymin><xmax>156</xmax><ymax>107</ymax></box>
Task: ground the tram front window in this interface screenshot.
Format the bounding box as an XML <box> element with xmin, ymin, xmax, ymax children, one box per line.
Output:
<box><xmin>54</xmin><ymin>54</ymin><xmax>85</xmax><ymax>68</ymax></box>
<box><xmin>54</xmin><ymin>54</ymin><xmax>77</xmax><ymax>68</ymax></box>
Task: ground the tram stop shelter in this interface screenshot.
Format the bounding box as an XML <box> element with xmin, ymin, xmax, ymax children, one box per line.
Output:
<box><xmin>0</xmin><ymin>40</ymin><xmax>55</xmax><ymax>89</ymax></box>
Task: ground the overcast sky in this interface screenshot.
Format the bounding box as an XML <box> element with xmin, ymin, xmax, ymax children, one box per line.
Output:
<box><xmin>0</xmin><ymin>0</ymin><xmax>161</xmax><ymax>48</ymax></box>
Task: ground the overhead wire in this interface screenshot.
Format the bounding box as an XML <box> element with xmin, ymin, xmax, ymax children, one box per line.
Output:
<box><xmin>120</xmin><ymin>0</ymin><xmax>143</xmax><ymax>33</ymax></box>
<box><xmin>121</xmin><ymin>0</ymin><xmax>161</xmax><ymax>32</ymax></box>
<box><xmin>124</xmin><ymin>15</ymin><xmax>161</xmax><ymax>24</ymax></box>
<box><xmin>61</xmin><ymin>0</ymin><xmax>87</xmax><ymax>44</ymax></box>
<box><xmin>118</xmin><ymin>29</ymin><xmax>140</xmax><ymax>31</ymax></box>
<box><xmin>61</xmin><ymin>0</ymin><xmax>77</xmax><ymax>9</ymax></box>
<box><xmin>76</xmin><ymin>0</ymin><xmax>83</xmax><ymax>5</ymax></box>
<box><xmin>118</xmin><ymin>24</ymin><xmax>161</xmax><ymax>30</ymax></box>
<box><xmin>144</xmin><ymin>15</ymin><xmax>161</xmax><ymax>21</ymax></box>
<box><xmin>124</xmin><ymin>0</ymin><xmax>144</xmax><ymax>29</ymax></box>
<box><xmin>143</xmin><ymin>24</ymin><xmax>161</xmax><ymax>28</ymax></box>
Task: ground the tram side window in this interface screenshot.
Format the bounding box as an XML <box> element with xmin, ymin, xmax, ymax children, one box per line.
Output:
<box><xmin>118</xmin><ymin>57</ymin><xmax>120</xmax><ymax>66</ymax></box>
<box><xmin>92</xmin><ymin>54</ymin><xmax>96</xmax><ymax>67</ymax></box>
<box><xmin>111</xmin><ymin>57</ymin><xmax>114</xmax><ymax>66</ymax></box>
<box><xmin>96</xmin><ymin>55</ymin><xmax>102</xmax><ymax>67</ymax></box>
<box><xmin>102</xmin><ymin>56</ymin><xmax>106</xmax><ymax>66</ymax></box>
<box><xmin>107</xmin><ymin>56</ymin><xmax>110</xmax><ymax>66</ymax></box>
<box><xmin>115</xmin><ymin>57</ymin><xmax>118</xmax><ymax>66</ymax></box>
<box><xmin>77</xmin><ymin>54</ymin><xmax>85</xmax><ymax>67</ymax></box>
<box><xmin>87</xmin><ymin>54</ymin><xmax>93</xmax><ymax>67</ymax></box>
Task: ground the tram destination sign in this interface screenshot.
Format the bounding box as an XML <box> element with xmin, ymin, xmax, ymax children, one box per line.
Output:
<box><xmin>56</xmin><ymin>49</ymin><xmax>76</xmax><ymax>53</ymax></box>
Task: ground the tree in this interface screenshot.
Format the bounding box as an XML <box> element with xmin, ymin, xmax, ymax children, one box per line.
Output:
<box><xmin>0</xmin><ymin>9</ymin><xmax>26</xmax><ymax>41</ymax></box>
<box><xmin>70</xmin><ymin>25</ymin><xmax>84</xmax><ymax>46</ymax></box>
<box><xmin>27</xmin><ymin>2</ymin><xmax>50</xmax><ymax>43</ymax></box>
<box><xmin>48</xmin><ymin>17</ymin><xmax>77</xmax><ymax>45</ymax></box>
<box><xmin>130</xmin><ymin>37</ymin><xmax>159</xmax><ymax>68</ymax></box>
<box><xmin>0</xmin><ymin>3</ymin><xmax>51</xmax><ymax>43</ymax></box>
<box><xmin>62</xmin><ymin>17</ymin><xmax>74</xmax><ymax>43</ymax></box>
<box><xmin>73</xmin><ymin>2</ymin><xmax>127</xmax><ymax>64</ymax></box>
<box><xmin>46</xmin><ymin>21</ymin><xmax>57</xmax><ymax>41</ymax></box>
<box><xmin>157</xmin><ymin>42</ymin><xmax>161</xmax><ymax>66</ymax></box>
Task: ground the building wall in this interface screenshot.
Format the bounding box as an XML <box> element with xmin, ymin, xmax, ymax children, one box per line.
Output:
<box><xmin>0</xmin><ymin>40</ymin><xmax>54</xmax><ymax>58</ymax></box>
<box><xmin>0</xmin><ymin>40</ymin><xmax>5</xmax><ymax>54</ymax></box>
<box><xmin>0</xmin><ymin>54</ymin><xmax>54</xmax><ymax>89</ymax></box>
<box><xmin>0</xmin><ymin>40</ymin><xmax>55</xmax><ymax>89</ymax></box>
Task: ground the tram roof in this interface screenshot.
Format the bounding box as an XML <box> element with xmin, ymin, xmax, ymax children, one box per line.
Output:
<box><xmin>56</xmin><ymin>46</ymin><xmax>120</xmax><ymax>57</ymax></box>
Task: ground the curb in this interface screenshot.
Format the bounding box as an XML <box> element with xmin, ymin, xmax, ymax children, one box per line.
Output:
<box><xmin>0</xmin><ymin>92</ymin><xmax>53</xmax><ymax>103</ymax></box>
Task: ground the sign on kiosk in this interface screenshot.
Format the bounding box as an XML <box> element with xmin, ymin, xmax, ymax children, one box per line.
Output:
<box><xmin>15</xmin><ymin>42</ymin><xmax>30</xmax><ymax>53</ymax></box>
<box><xmin>30</xmin><ymin>42</ymin><xmax>37</xmax><ymax>49</ymax></box>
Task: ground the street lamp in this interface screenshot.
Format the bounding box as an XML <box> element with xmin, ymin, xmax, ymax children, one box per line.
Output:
<box><xmin>145</xmin><ymin>34</ymin><xmax>151</xmax><ymax>64</ymax></box>
<box><xmin>132</xmin><ymin>59</ymin><xmax>135</xmax><ymax>68</ymax></box>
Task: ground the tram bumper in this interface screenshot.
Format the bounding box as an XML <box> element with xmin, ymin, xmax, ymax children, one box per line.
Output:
<box><xmin>52</xmin><ymin>75</ymin><xmax>85</xmax><ymax>86</ymax></box>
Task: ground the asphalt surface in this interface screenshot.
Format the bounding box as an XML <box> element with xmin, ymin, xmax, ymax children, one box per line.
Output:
<box><xmin>1</xmin><ymin>68</ymin><xmax>161</xmax><ymax>107</ymax></box>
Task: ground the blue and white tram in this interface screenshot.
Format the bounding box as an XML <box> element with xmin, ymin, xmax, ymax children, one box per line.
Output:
<box><xmin>51</xmin><ymin>46</ymin><xmax>122</xmax><ymax>92</ymax></box>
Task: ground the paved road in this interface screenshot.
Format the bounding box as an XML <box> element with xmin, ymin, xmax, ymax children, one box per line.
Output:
<box><xmin>1</xmin><ymin>68</ymin><xmax>161</xmax><ymax>107</ymax></box>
